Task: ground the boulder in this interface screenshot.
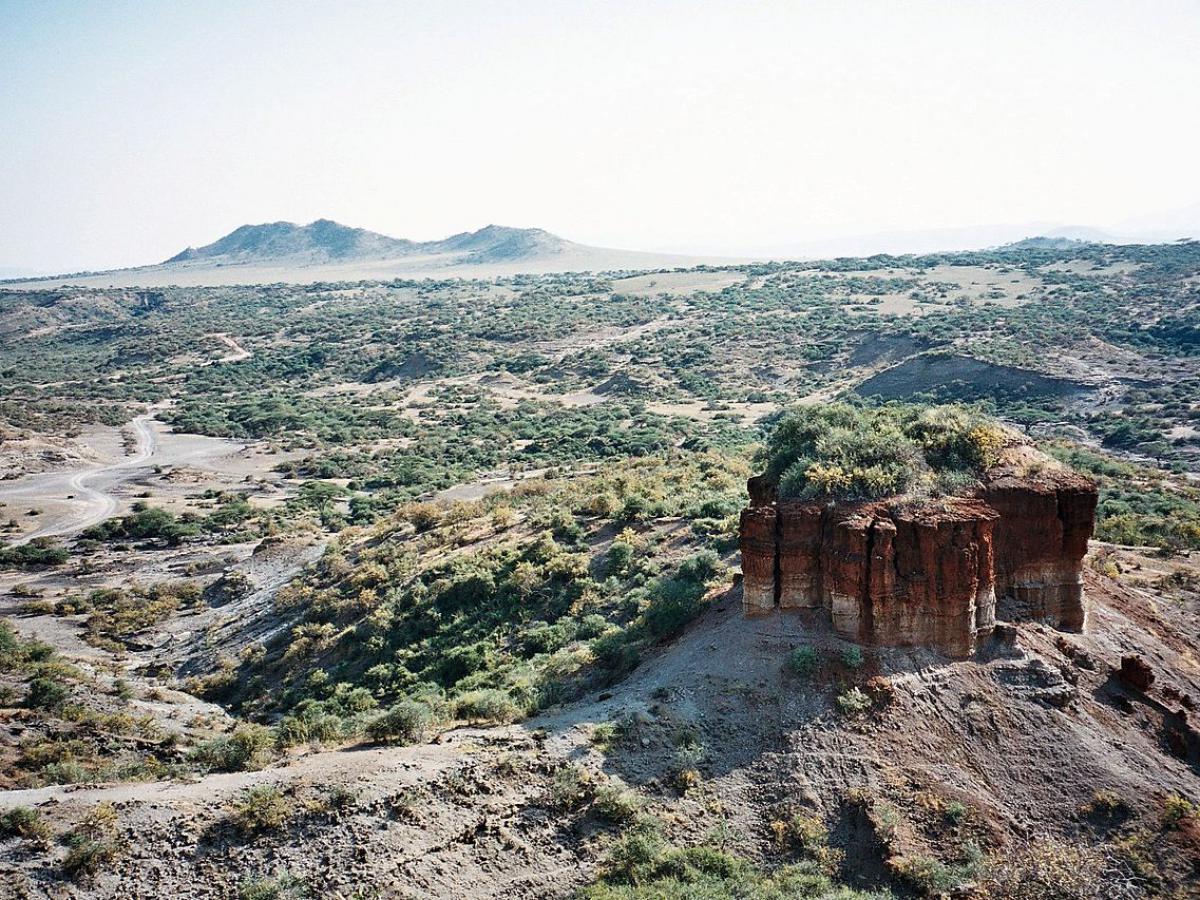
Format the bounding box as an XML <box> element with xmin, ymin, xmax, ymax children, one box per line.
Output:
<box><xmin>1118</xmin><ymin>655</ymin><xmax>1155</xmax><ymax>692</ymax></box>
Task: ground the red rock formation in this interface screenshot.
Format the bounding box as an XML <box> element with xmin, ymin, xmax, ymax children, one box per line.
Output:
<box><xmin>778</xmin><ymin>502</ymin><xmax>825</xmax><ymax>609</ymax></box>
<box><xmin>876</xmin><ymin>502</ymin><xmax>997</xmax><ymax>657</ymax></box>
<box><xmin>738</xmin><ymin>467</ymin><xmax>1097</xmax><ymax>656</ymax></box>
<box><xmin>821</xmin><ymin>506</ymin><xmax>875</xmax><ymax>639</ymax></box>
<box><xmin>982</xmin><ymin>471</ymin><xmax>1096</xmax><ymax>631</ymax></box>
<box><xmin>738</xmin><ymin>506</ymin><xmax>777</xmax><ymax>615</ymax></box>
<box><xmin>754</xmin><ymin>498</ymin><xmax>998</xmax><ymax>655</ymax></box>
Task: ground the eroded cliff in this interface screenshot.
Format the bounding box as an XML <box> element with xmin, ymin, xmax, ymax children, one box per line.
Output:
<box><xmin>739</xmin><ymin>465</ymin><xmax>1097</xmax><ymax>656</ymax></box>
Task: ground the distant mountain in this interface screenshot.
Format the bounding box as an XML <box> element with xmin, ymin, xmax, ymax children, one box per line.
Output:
<box><xmin>11</xmin><ymin>221</ymin><xmax>714</xmax><ymax>288</ymax></box>
<box><xmin>166</xmin><ymin>219</ymin><xmax>410</xmax><ymax>263</ymax></box>
<box><xmin>165</xmin><ymin>219</ymin><xmax>569</xmax><ymax>266</ymax></box>
<box><xmin>434</xmin><ymin>224</ymin><xmax>567</xmax><ymax>262</ymax></box>
<box><xmin>707</xmin><ymin>208</ymin><xmax>1197</xmax><ymax>260</ymax></box>
<box><xmin>999</xmin><ymin>236</ymin><xmax>1095</xmax><ymax>251</ymax></box>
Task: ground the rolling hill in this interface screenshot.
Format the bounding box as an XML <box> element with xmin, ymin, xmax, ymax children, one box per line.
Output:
<box><xmin>8</xmin><ymin>220</ymin><xmax>715</xmax><ymax>287</ymax></box>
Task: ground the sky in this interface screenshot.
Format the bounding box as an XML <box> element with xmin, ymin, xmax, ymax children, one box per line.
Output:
<box><xmin>1</xmin><ymin>0</ymin><xmax>1198</xmax><ymax>273</ymax></box>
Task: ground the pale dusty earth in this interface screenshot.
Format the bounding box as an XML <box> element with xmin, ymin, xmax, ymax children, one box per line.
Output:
<box><xmin>1</xmin><ymin>561</ymin><xmax>1198</xmax><ymax>898</ymax></box>
<box><xmin>0</xmin><ymin>415</ymin><xmax>293</xmax><ymax>548</ymax></box>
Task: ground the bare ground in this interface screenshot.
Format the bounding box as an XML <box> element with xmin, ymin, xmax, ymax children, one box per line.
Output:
<box><xmin>2</xmin><ymin>560</ymin><xmax>1198</xmax><ymax>898</ymax></box>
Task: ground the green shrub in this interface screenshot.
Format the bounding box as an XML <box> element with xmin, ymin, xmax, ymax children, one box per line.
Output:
<box><xmin>761</xmin><ymin>402</ymin><xmax>1008</xmax><ymax>501</ymax></box>
<box><xmin>0</xmin><ymin>538</ymin><xmax>70</xmax><ymax>569</ymax></box>
<box><xmin>41</xmin><ymin>759</ymin><xmax>88</xmax><ymax>785</ymax></box>
<box><xmin>836</xmin><ymin>687</ymin><xmax>872</xmax><ymax>717</ymax></box>
<box><xmin>642</xmin><ymin>576</ymin><xmax>707</xmax><ymax>641</ymax></box>
<box><xmin>548</xmin><ymin>764</ymin><xmax>594</xmax><ymax>810</ymax></box>
<box><xmin>189</xmin><ymin>724</ymin><xmax>275</xmax><ymax>772</ymax></box>
<box><xmin>0</xmin><ymin>806</ymin><xmax>50</xmax><ymax>841</ymax></box>
<box><xmin>601</xmin><ymin>815</ymin><xmax>668</xmax><ymax>883</ymax></box>
<box><xmin>275</xmin><ymin>715</ymin><xmax>311</xmax><ymax>747</ymax></box>
<box><xmin>585</xmin><ymin>815</ymin><xmax>894</xmax><ymax>897</ymax></box>
<box><xmin>788</xmin><ymin>646</ymin><xmax>819</xmax><ymax>677</ymax></box>
<box><xmin>238</xmin><ymin>873</ymin><xmax>307</xmax><ymax>900</ymax></box>
<box><xmin>61</xmin><ymin>803</ymin><xmax>123</xmax><ymax>882</ymax></box>
<box><xmin>594</xmin><ymin>781</ymin><xmax>643</xmax><ymax>823</ymax></box>
<box><xmin>229</xmin><ymin>785</ymin><xmax>293</xmax><ymax>835</ymax></box>
<box><xmin>893</xmin><ymin>843</ymin><xmax>984</xmax><ymax>895</ymax></box>
<box><xmin>366</xmin><ymin>701</ymin><xmax>429</xmax><ymax>745</ymax></box>
<box><xmin>307</xmin><ymin>713</ymin><xmax>345</xmax><ymax>743</ymax></box>
<box><xmin>840</xmin><ymin>646</ymin><xmax>865</xmax><ymax>670</ymax></box>
<box><xmin>521</xmin><ymin>620</ymin><xmax>577</xmax><ymax>655</ymax></box>
<box><xmin>904</xmin><ymin>405</ymin><xmax>1006</xmax><ymax>472</ymax></box>
<box><xmin>0</xmin><ymin>620</ymin><xmax>20</xmax><ymax>668</ymax></box>
<box><xmin>590</xmin><ymin>721</ymin><xmax>620</xmax><ymax>751</ymax></box>
<box><xmin>27</xmin><ymin>676</ymin><xmax>70</xmax><ymax>710</ymax></box>
<box><xmin>770</xmin><ymin>812</ymin><xmax>829</xmax><ymax>856</ymax></box>
<box><xmin>606</xmin><ymin>541</ymin><xmax>635</xmax><ymax>576</ymax></box>
<box><xmin>63</xmin><ymin>836</ymin><xmax>122</xmax><ymax>881</ymax></box>
<box><xmin>576</xmin><ymin>614</ymin><xmax>609</xmax><ymax>640</ymax></box>
<box><xmin>1162</xmin><ymin>793</ymin><xmax>1196</xmax><ymax>829</ymax></box>
<box><xmin>944</xmin><ymin>800</ymin><xmax>968</xmax><ymax>825</ymax></box>
<box><xmin>590</xmin><ymin>629</ymin><xmax>640</xmax><ymax>676</ymax></box>
<box><xmin>82</xmin><ymin>506</ymin><xmax>199</xmax><ymax>546</ymax></box>
<box><xmin>767</xmin><ymin>405</ymin><xmax>920</xmax><ymax>500</ymax></box>
<box><xmin>452</xmin><ymin>689</ymin><xmax>521</xmax><ymax>723</ymax></box>
<box><xmin>676</xmin><ymin>550</ymin><xmax>721</xmax><ymax>583</ymax></box>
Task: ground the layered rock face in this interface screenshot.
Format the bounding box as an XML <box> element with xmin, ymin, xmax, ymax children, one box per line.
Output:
<box><xmin>739</xmin><ymin>505</ymin><xmax>777</xmax><ymax>614</ymax></box>
<box><xmin>739</xmin><ymin>472</ymin><xmax>1097</xmax><ymax>656</ymax></box>
<box><xmin>982</xmin><ymin>472</ymin><xmax>1097</xmax><ymax>630</ymax></box>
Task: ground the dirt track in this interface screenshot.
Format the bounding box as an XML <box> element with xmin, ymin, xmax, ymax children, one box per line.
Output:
<box><xmin>0</xmin><ymin>415</ymin><xmax>157</xmax><ymax>546</ymax></box>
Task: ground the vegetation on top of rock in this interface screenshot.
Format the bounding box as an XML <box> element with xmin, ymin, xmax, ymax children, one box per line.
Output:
<box><xmin>759</xmin><ymin>402</ymin><xmax>1009</xmax><ymax>501</ymax></box>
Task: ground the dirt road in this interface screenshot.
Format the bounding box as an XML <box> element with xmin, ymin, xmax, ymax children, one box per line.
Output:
<box><xmin>0</xmin><ymin>414</ymin><xmax>157</xmax><ymax>546</ymax></box>
<box><xmin>206</xmin><ymin>332</ymin><xmax>251</xmax><ymax>364</ymax></box>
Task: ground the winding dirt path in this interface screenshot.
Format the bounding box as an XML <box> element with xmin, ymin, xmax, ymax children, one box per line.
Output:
<box><xmin>205</xmin><ymin>332</ymin><xmax>251</xmax><ymax>364</ymax></box>
<box><xmin>0</xmin><ymin>414</ymin><xmax>157</xmax><ymax>546</ymax></box>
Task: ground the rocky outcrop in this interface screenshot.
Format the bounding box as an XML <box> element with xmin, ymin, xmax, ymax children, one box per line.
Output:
<box><xmin>1118</xmin><ymin>655</ymin><xmax>1155</xmax><ymax>692</ymax></box>
<box><xmin>739</xmin><ymin>506</ymin><xmax>777</xmax><ymax>615</ymax></box>
<box><xmin>982</xmin><ymin>471</ymin><xmax>1097</xmax><ymax>631</ymax></box>
<box><xmin>738</xmin><ymin>470</ymin><xmax>1097</xmax><ymax>657</ymax></box>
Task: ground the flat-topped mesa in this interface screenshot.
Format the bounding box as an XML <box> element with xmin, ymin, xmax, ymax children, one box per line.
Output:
<box><xmin>739</xmin><ymin>466</ymin><xmax>1097</xmax><ymax>657</ymax></box>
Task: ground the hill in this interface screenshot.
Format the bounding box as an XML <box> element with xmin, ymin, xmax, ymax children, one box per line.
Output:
<box><xmin>1000</xmin><ymin>236</ymin><xmax>1095</xmax><ymax>252</ymax></box>
<box><xmin>5</xmin><ymin>221</ymin><xmax>717</xmax><ymax>288</ymax></box>
<box><xmin>164</xmin><ymin>219</ymin><xmax>417</xmax><ymax>264</ymax></box>
<box><xmin>163</xmin><ymin>220</ymin><xmax>568</xmax><ymax>266</ymax></box>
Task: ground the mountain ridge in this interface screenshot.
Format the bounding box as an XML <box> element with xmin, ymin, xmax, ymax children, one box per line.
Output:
<box><xmin>3</xmin><ymin>220</ymin><xmax>717</xmax><ymax>287</ymax></box>
<box><xmin>164</xmin><ymin>219</ymin><xmax>567</xmax><ymax>265</ymax></box>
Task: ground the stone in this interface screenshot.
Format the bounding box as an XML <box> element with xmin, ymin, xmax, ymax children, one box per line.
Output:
<box><xmin>1118</xmin><ymin>655</ymin><xmax>1155</xmax><ymax>692</ymax></box>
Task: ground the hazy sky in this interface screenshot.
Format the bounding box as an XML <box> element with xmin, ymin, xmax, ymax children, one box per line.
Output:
<box><xmin>2</xmin><ymin>0</ymin><xmax>1198</xmax><ymax>272</ymax></box>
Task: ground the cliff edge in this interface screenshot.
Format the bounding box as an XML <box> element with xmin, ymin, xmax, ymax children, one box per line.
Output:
<box><xmin>740</xmin><ymin>441</ymin><xmax>1098</xmax><ymax>656</ymax></box>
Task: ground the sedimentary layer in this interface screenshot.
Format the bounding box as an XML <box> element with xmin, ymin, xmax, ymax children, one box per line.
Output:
<box><xmin>738</xmin><ymin>469</ymin><xmax>1097</xmax><ymax>656</ymax></box>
